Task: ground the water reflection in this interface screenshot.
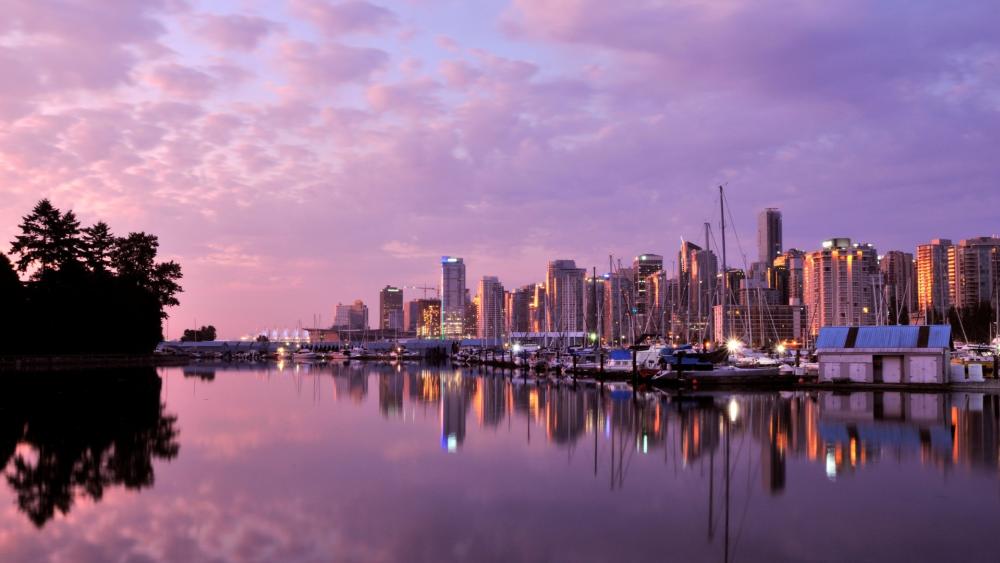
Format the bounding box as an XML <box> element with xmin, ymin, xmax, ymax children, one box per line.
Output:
<box><xmin>0</xmin><ymin>369</ymin><xmax>180</xmax><ymax>528</ymax></box>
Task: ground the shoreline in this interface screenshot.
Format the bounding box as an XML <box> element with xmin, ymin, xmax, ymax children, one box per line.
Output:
<box><xmin>0</xmin><ymin>355</ymin><xmax>189</xmax><ymax>372</ymax></box>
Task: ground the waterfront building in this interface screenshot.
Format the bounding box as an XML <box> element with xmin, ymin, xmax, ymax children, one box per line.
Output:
<box><xmin>771</xmin><ymin>249</ymin><xmax>806</xmax><ymax>305</ymax></box>
<box><xmin>758</xmin><ymin>208</ymin><xmax>783</xmax><ymax>265</ymax></box>
<box><xmin>603</xmin><ymin>270</ymin><xmax>634</xmax><ymax>345</ymax></box>
<box><xmin>529</xmin><ymin>283</ymin><xmax>547</xmax><ymax>333</ymax></box>
<box><xmin>916</xmin><ymin>239</ymin><xmax>954</xmax><ymax>323</ymax></box>
<box><xmin>952</xmin><ymin>237</ymin><xmax>1000</xmax><ymax>311</ymax></box>
<box><xmin>633</xmin><ymin>254</ymin><xmax>663</xmax><ymax>331</ymax></box>
<box><xmin>879</xmin><ymin>251</ymin><xmax>917</xmax><ymax>324</ymax></box>
<box><xmin>440</xmin><ymin>256</ymin><xmax>466</xmax><ymax>338</ymax></box>
<box><xmin>815</xmin><ymin>325</ymin><xmax>952</xmax><ymax>384</ymax></box>
<box><xmin>545</xmin><ymin>260</ymin><xmax>586</xmax><ymax>333</ymax></box>
<box><xmin>464</xmin><ymin>291</ymin><xmax>478</xmax><ymax>338</ymax></box>
<box><xmin>477</xmin><ymin>276</ymin><xmax>505</xmax><ymax>341</ymax></box>
<box><xmin>334</xmin><ymin>300</ymin><xmax>368</xmax><ymax>330</ymax></box>
<box><xmin>803</xmin><ymin>238</ymin><xmax>879</xmax><ymax>336</ymax></box>
<box><xmin>418</xmin><ymin>300</ymin><xmax>441</xmax><ymax>338</ymax></box>
<box><xmin>679</xmin><ymin>241</ymin><xmax>718</xmax><ymax>342</ymax></box>
<box><xmin>379</xmin><ymin>286</ymin><xmax>404</xmax><ymax>331</ymax></box>
<box><xmin>647</xmin><ymin>271</ymin><xmax>676</xmax><ymax>337</ymax></box>
<box><xmin>506</xmin><ymin>285</ymin><xmax>533</xmax><ymax>334</ymax></box>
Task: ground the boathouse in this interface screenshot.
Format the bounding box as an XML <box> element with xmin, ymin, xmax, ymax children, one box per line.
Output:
<box><xmin>815</xmin><ymin>325</ymin><xmax>953</xmax><ymax>384</ymax></box>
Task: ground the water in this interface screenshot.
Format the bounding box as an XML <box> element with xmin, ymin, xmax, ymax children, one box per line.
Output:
<box><xmin>2</xmin><ymin>363</ymin><xmax>999</xmax><ymax>562</ymax></box>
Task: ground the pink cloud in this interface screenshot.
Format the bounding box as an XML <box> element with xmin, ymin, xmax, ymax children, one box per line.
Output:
<box><xmin>278</xmin><ymin>40</ymin><xmax>388</xmax><ymax>87</ymax></box>
<box><xmin>290</xmin><ymin>0</ymin><xmax>397</xmax><ymax>36</ymax></box>
<box><xmin>146</xmin><ymin>63</ymin><xmax>218</xmax><ymax>99</ymax></box>
<box><xmin>194</xmin><ymin>13</ymin><xmax>279</xmax><ymax>51</ymax></box>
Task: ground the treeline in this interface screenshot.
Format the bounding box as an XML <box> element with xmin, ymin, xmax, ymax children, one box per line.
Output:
<box><xmin>925</xmin><ymin>303</ymin><xmax>998</xmax><ymax>344</ymax></box>
<box><xmin>0</xmin><ymin>199</ymin><xmax>182</xmax><ymax>355</ymax></box>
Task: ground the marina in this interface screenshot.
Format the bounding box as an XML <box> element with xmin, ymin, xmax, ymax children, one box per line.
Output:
<box><xmin>3</xmin><ymin>362</ymin><xmax>1000</xmax><ymax>562</ymax></box>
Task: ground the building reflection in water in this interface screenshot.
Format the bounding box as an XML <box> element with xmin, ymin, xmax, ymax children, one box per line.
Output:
<box><xmin>324</xmin><ymin>365</ymin><xmax>1000</xmax><ymax>487</ymax></box>
<box><xmin>0</xmin><ymin>369</ymin><xmax>180</xmax><ymax>528</ymax></box>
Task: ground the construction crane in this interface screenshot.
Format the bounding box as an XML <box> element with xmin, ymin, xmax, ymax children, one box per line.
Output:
<box><xmin>401</xmin><ymin>285</ymin><xmax>438</xmax><ymax>299</ymax></box>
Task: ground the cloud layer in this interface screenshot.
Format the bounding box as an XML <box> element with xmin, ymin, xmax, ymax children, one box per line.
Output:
<box><xmin>0</xmin><ymin>0</ymin><xmax>998</xmax><ymax>337</ymax></box>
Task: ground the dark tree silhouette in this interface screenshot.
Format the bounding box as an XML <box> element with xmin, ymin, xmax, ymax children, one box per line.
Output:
<box><xmin>5</xmin><ymin>200</ymin><xmax>183</xmax><ymax>355</ymax></box>
<box><xmin>81</xmin><ymin>221</ymin><xmax>115</xmax><ymax>273</ymax></box>
<box><xmin>181</xmin><ymin>325</ymin><xmax>217</xmax><ymax>342</ymax></box>
<box><xmin>9</xmin><ymin>199</ymin><xmax>83</xmax><ymax>277</ymax></box>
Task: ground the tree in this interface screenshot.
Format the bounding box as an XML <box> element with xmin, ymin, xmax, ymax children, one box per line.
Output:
<box><xmin>112</xmin><ymin>232</ymin><xmax>182</xmax><ymax>313</ymax></box>
<box><xmin>81</xmin><ymin>221</ymin><xmax>115</xmax><ymax>273</ymax></box>
<box><xmin>0</xmin><ymin>253</ymin><xmax>23</xmax><ymax>353</ymax></box>
<box><xmin>9</xmin><ymin>199</ymin><xmax>83</xmax><ymax>277</ymax></box>
<box><xmin>181</xmin><ymin>326</ymin><xmax>216</xmax><ymax>342</ymax></box>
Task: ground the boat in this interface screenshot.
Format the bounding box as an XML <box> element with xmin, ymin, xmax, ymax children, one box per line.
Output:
<box><xmin>293</xmin><ymin>349</ymin><xmax>321</xmax><ymax>362</ymax></box>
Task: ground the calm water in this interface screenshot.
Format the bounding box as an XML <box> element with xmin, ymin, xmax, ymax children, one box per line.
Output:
<box><xmin>2</xmin><ymin>363</ymin><xmax>1000</xmax><ymax>562</ymax></box>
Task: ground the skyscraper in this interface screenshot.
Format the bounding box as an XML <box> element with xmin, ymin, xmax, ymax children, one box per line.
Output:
<box><xmin>506</xmin><ymin>285</ymin><xmax>533</xmax><ymax>334</ymax></box>
<box><xmin>440</xmin><ymin>256</ymin><xmax>466</xmax><ymax>338</ymax></box>
<box><xmin>803</xmin><ymin>238</ymin><xmax>879</xmax><ymax>335</ymax></box>
<box><xmin>953</xmin><ymin>237</ymin><xmax>1000</xmax><ymax>311</ymax></box>
<box><xmin>678</xmin><ymin>240</ymin><xmax>718</xmax><ymax>340</ymax></box>
<box><xmin>633</xmin><ymin>254</ymin><xmax>663</xmax><ymax>331</ymax></box>
<box><xmin>545</xmin><ymin>260</ymin><xmax>586</xmax><ymax>333</ymax></box>
<box><xmin>771</xmin><ymin>249</ymin><xmax>806</xmax><ymax>305</ymax></box>
<box><xmin>916</xmin><ymin>239</ymin><xmax>954</xmax><ymax>322</ymax></box>
<box><xmin>477</xmin><ymin>276</ymin><xmax>505</xmax><ymax>340</ymax></box>
<box><xmin>334</xmin><ymin>300</ymin><xmax>368</xmax><ymax>330</ymax></box>
<box><xmin>603</xmin><ymin>270</ymin><xmax>634</xmax><ymax>345</ymax></box>
<box><xmin>379</xmin><ymin>285</ymin><xmax>404</xmax><ymax>331</ymax></box>
<box><xmin>758</xmin><ymin>208</ymin><xmax>783</xmax><ymax>265</ymax></box>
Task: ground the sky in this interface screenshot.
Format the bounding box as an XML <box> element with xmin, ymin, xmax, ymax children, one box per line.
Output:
<box><xmin>0</xmin><ymin>0</ymin><xmax>998</xmax><ymax>339</ymax></box>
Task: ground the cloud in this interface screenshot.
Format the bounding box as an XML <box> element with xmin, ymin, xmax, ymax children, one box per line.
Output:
<box><xmin>290</xmin><ymin>0</ymin><xmax>397</xmax><ymax>36</ymax></box>
<box><xmin>194</xmin><ymin>13</ymin><xmax>280</xmax><ymax>51</ymax></box>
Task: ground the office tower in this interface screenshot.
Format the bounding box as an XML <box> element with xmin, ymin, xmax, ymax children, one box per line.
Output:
<box><xmin>440</xmin><ymin>256</ymin><xmax>466</xmax><ymax>338</ymax></box>
<box><xmin>545</xmin><ymin>260</ymin><xmax>586</xmax><ymax>333</ymax></box>
<box><xmin>379</xmin><ymin>286</ymin><xmax>404</xmax><ymax>330</ymax></box>
<box><xmin>417</xmin><ymin>299</ymin><xmax>441</xmax><ymax>338</ymax></box>
<box><xmin>647</xmin><ymin>270</ymin><xmax>676</xmax><ymax>337</ymax></box>
<box><xmin>464</xmin><ymin>290</ymin><xmax>478</xmax><ymax>338</ymax></box>
<box><xmin>879</xmin><ymin>251</ymin><xmax>917</xmax><ymax>324</ymax></box>
<box><xmin>506</xmin><ymin>285</ymin><xmax>533</xmax><ymax>334</ymax></box>
<box><xmin>405</xmin><ymin>300</ymin><xmax>420</xmax><ymax>332</ymax></box>
<box><xmin>530</xmin><ymin>283</ymin><xmax>547</xmax><ymax>333</ymax></box>
<box><xmin>477</xmin><ymin>276</ymin><xmax>505</xmax><ymax>340</ymax></box>
<box><xmin>953</xmin><ymin>237</ymin><xmax>1000</xmax><ymax>311</ymax></box>
<box><xmin>771</xmin><ymin>249</ymin><xmax>806</xmax><ymax>305</ymax></box>
<box><xmin>334</xmin><ymin>300</ymin><xmax>368</xmax><ymax>330</ymax></box>
<box><xmin>758</xmin><ymin>208</ymin><xmax>783</xmax><ymax>265</ymax></box>
<box><xmin>803</xmin><ymin>238</ymin><xmax>879</xmax><ymax>335</ymax></box>
<box><xmin>916</xmin><ymin>239</ymin><xmax>954</xmax><ymax>322</ymax></box>
<box><xmin>678</xmin><ymin>240</ymin><xmax>718</xmax><ymax>341</ymax></box>
<box><xmin>633</xmin><ymin>254</ymin><xmax>663</xmax><ymax>330</ymax></box>
<box><xmin>603</xmin><ymin>270</ymin><xmax>634</xmax><ymax>345</ymax></box>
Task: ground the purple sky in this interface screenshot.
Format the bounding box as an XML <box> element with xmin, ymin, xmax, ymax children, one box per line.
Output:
<box><xmin>1</xmin><ymin>0</ymin><xmax>998</xmax><ymax>338</ymax></box>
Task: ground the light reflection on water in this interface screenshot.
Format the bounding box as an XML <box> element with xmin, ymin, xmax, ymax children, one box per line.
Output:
<box><xmin>2</xmin><ymin>363</ymin><xmax>1000</xmax><ymax>562</ymax></box>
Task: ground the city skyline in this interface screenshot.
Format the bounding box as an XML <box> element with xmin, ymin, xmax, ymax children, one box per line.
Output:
<box><xmin>0</xmin><ymin>1</ymin><xmax>998</xmax><ymax>339</ymax></box>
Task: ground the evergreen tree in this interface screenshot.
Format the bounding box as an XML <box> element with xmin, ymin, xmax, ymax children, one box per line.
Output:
<box><xmin>81</xmin><ymin>221</ymin><xmax>115</xmax><ymax>273</ymax></box>
<box><xmin>9</xmin><ymin>199</ymin><xmax>83</xmax><ymax>277</ymax></box>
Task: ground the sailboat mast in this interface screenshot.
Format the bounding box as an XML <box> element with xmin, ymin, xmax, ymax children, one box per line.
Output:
<box><xmin>720</xmin><ymin>185</ymin><xmax>728</xmax><ymax>344</ymax></box>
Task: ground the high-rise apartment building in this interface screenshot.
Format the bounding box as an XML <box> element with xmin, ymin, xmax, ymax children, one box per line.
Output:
<box><xmin>803</xmin><ymin>238</ymin><xmax>879</xmax><ymax>335</ymax></box>
<box><xmin>477</xmin><ymin>276</ymin><xmax>505</xmax><ymax>340</ymax></box>
<box><xmin>379</xmin><ymin>286</ymin><xmax>404</xmax><ymax>331</ymax></box>
<box><xmin>953</xmin><ymin>237</ymin><xmax>1000</xmax><ymax>311</ymax></box>
<box><xmin>545</xmin><ymin>260</ymin><xmax>586</xmax><ymax>333</ymax></box>
<box><xmin>771</xmin><ymin>249</ymin><xmax>806</xmax><ymax>305</ymax></box>
<box><xmin>603</xmin><ymin>270</ymin><xmax>634</xmax><ymax>345</ymax></box>
<box><xmin>530</xmin><ymin>283</ymin><xmax>547</xmax><ymax>332</ymax></box>
<box><xmin>418</xmin><ymin>300</ymin><xmax>441</xmax><ymax>338</ymax></box>
<box><xmin>440</xmin><ymin>256</ymin><xmax>466</xmax><ymax>338</ymax></box>
<box><xmin>916</xmin><ymin>239</ymin><xmax>954</xmax><ymax>322</ymax></box>
<box><xmin>678</xmin><ymin>241</ymin><xmax>718</xmax><ymax>341</ymax></box>
<box><xmin>506</xmin><ymin>286</ymin><xmax>533</xmax><ymax>334</ymax></box>
<box><xmin>879</xmin><ymin>251</ymin><xmax>917</xmax><ymax>323</ymax></box>
<box><xmin>633</xmin><ymin>254</ymin><xmax>663</xmax><ymax>329</ymax></box>
<box><xmin>758</xmin><ymin>208</ymin><xmax>783</xmax><ymax>265</ymax></box>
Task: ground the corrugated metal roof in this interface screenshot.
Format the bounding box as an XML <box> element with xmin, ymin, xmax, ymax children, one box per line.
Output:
<box><xmin>816</xmin><ymin>325</ymin><xmax>951</xmax><ymax>349</ymax></box>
